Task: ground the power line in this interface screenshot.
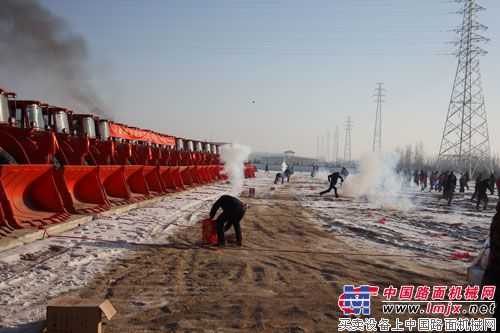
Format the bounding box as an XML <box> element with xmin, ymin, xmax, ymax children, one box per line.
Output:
<box><xmin>88</xmin><ymin>42</ymin><xmax>451</xmax><ymax>56</ymax></box>
<box><xmin>75</xmin><ymin>23</ymin><xmax>456</xmax><ymax>33</ymax></box>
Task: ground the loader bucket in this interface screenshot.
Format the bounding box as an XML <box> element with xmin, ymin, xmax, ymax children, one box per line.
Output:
<box><xmin>188</xmin><ymin>166</ymin><xmax>203</xmax><ymax>185</ymax></box>
<box><xmin>122</xmin><ymin>165</ymin><xmax>152</xmax><ymax>200</ymax></box>
<box><xmin>179</xmin><ymin>166</ymin><xmax>195</xmax><ymax>187</ymax></box>
<box><xmin>143</xmin><ymin>166</ymin><xmax>166</xmax><ymax>195</ymax></box>
<box><xmin>196</xmin><ymin>166</ymin><xmax>211</xmax><ymax>183</ymax></box>
<box><xmin>158</xmin><ymin>166</ymin><xmax>181</xmax><ymax>192</ymax></box>
<box><xmin>196</xmin><ymin>166</ymin><xmax>206</xmax><ymax>183</ymax></box>
<box><xmin>206</xmin><ymin>166</ymin><xmax>216</xmax><ymax>182</ymax></box>
<box><xmin>169</xmin><ymin>166</ymin><xmax>186</xmax><ymax>190</ymax></box>
<box><xmin>211</xmin><ymin>165</ymin><xmax>222</xmax><ymax>181</ymax></box>
<box><xmin>0</xmin><ymin>165</ymin><xmax>70</xmax><ymax>229</ymax></box>
<box><xmin>54</xmin><ymin>166</ymin><xmax>110</xmax><ymax>214</ymax></box>
<box><xmin>97</xmin><ymin>166</ymin><xmax>135</xmax><ymax>206</ymax></box>
<box><xmin>218</xmin><ymin>165</ymin><xmax>228</xmax><ymax>181</ymax></box>
<box><xmin>0</xmin><ymin>199</ymin><xmax>13</xmax><ymax>236</ymax></box>
<box><xmin>205</xmin><ymin>165</ymin><xmax>218</xmax><ymax>181</ymax></box>
<box><xmin>244</xmin><ymin>165</ymin><xmax>256</xmax><ymax>178</ymax></box>
<box><xmin>200</xmin><ymin>166</ymin><xmax>212</xmax><ymax>183</ymax></box>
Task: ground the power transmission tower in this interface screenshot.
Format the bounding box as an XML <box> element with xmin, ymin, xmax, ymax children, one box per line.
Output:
<box><xmin>438</xmin><ymin>0</ymin><xmax>492</xmax><ymax>175</ymax></box>
<box><xmin>344</xmin><ymin>117</ymin><xmax>352</xmax><ymax>166</ymax></box>
<box><xmin>316</xmin><ymin>136</ymin><xmax>320</xmax><ymax>159</ymax></box>
<box><xmin>333</xmin><ymin>127</ymin><xmax>339</xmax><ymax>164</ymax></box>
<box><xmin>326</xmin><ymin>130</ymin><xmax>331</xmax><ymax>162</ymax></box>
<box><xmin>373</xmin><ymin>83</ymin><xmax>385</xmax><ymax>156</ymax></box>
<box><xmin>320</xmin><ymin>136</ymin><xmax>324</xmax><ymax>161</ymax></box>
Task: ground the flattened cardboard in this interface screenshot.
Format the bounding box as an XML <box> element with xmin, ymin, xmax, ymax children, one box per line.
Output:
<box><xmin>47</xmin><ymin>297</ymin><xmax>116</xmax><ymax>333</ymax></box>
<box><xmin>97</xmin><ymin>300</ymin><xmax>116</xmax><ymax>320</ymax></box>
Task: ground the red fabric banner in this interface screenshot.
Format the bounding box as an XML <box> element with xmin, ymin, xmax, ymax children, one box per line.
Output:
<box><xmin>108</xmin><ymin>123</ymin><xmax>176</xmax><ymax>146</ymax></box>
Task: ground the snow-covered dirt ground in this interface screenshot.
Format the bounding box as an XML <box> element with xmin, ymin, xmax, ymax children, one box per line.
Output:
<box><xmin>0</xmin><ymin>171</ymin><xmax>495</xmax><ymax>332</ymax></box>
<box><xmin>0</xmin><ymin>177</ymin><xmax>268</xmax><ymax>332</ymax></box>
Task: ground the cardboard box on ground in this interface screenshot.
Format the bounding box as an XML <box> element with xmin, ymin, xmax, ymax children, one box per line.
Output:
<box><xmin>46</xmin><ymin>297</ymin><xmax>116</xmax><ymax>333</ymax></box>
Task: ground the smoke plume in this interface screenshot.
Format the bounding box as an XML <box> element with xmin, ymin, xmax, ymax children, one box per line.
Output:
<box><xmin>341</xmin><ymin>153</ymin><xmax>414</xmax><ymax>211</ymax></box>
<box><xmin>220</xmin><ymin>143</ymin><xmax>252</xmax><ymax>196</ymax></box>
<box><xmin>315</xmin><ymin>168</ymin><xmax>332</xmax><ymax>181</ymax></box>
<box><xmin>281</xmin><ymin>161</ymin><xmax>288</xmax><ymax>172</ymax></box>
<box><xmin>0</xmin><ymin>0</ymin><xmax>105</xmax><ymax>115</ymax></box>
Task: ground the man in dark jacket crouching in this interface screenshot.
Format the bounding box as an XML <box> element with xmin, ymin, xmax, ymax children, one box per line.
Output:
<box><xmin>209</xmin><ymin>195</ymin><xmax>246</xmax><ymax>247</ymax></box>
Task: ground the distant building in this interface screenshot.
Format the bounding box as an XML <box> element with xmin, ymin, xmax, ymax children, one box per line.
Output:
<box><xmin>250</xmin><ymin>152</ymin><xmax>319</xmax><ymax>166</ymax></box>
<box><xmin>284</xmin><ymin>150</ymin><xmax>295</xmax><ymax>161</ymax></box>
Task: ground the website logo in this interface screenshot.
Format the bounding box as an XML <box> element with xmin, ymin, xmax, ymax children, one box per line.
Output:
<box><xmin>338</xmin><ymin>285</ymin><xmax>380</xmax><ymax>315</ymax></box>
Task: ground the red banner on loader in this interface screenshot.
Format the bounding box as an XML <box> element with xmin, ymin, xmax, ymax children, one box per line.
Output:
<box><xmin>108</xmin><ymin>123</ymin><xmax>176</xmax><ymax>146</ymax></box>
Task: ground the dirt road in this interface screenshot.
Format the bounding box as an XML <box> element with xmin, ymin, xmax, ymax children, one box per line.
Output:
<box><xmin>63</xmin><ymin>179</ymin><xmax>470</xmax><ymax>332</ymax></box>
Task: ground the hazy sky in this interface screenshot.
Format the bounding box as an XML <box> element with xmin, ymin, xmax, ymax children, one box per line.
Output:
<box><xmin>10</xmin><ymin>0</ymin><xmax>500</xmax><ymax>159</ymax></box>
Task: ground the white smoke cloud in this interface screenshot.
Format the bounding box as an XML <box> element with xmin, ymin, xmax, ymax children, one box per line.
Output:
<box><xmin>341</xmin><ymin>153</ymin><xmax>414</xmax><ymax>211</ymax></box>
<box><xmin>220</xmin><ymin>143</ymin><xmax>252</xmax><ymax>196</ymax></box>
<box><xmin>315</xmin><ymin>167</ymin><xmax>333</xmax><ymax>182</ymax></box>
<box><xmin>281</xmin><ymin>161</ymin><xmax>288</xmax><ymax>172</ymax></box>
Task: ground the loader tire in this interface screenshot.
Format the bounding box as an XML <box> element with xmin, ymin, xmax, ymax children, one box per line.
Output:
<box><xmin>0</xmin><ymin>149</ymin><xmax>17</xmax><ymax>164</ymax></box>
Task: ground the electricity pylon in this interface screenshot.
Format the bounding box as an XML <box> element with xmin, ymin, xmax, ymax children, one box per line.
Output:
<box><xmin>438</xmin><ymin>0</ymin><xmax>492</xmax><ymax>175</ymax></box>
<box><xmin>333</xmin><ymin>127</ymin><xmax>339</xmax><ymax>164</ymax></box>
<box><xmin>373</xmin><ymin>83</ymin><xmax>385</xmax><ymax>157</ymax></box>
<box><xmin>343</xmin><ymin>117</ymin><xmax>352</xmax><ymax>166</ymax></box>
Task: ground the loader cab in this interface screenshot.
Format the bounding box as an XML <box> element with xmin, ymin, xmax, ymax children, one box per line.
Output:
<box><xmin>187</xmin><ymin>140</ymin><xmax>195</xmax><ymax>152</ymax></box>
<box><xmin>0</xmin><ymin>89</ymin><xmax>15</xmax><ymax>125</ymax></box>
<box><xmin>195</xmin><ymin>141</ymin><xmax>203</xmax><ymax>152</ymax></box>
<box><xmin>70</xmin><ymin>114</ymin><xmax>98</xmax><ymax>138</ymax></box>
<box><xmin>82</xmin><ymin>116</ymin><xmax>97</xmax><ymax>138</ymax></box>
<box><xmin>97</xmin><ymin>120</ymin><xmax>111</xmax><ymax>140</ymax></box>
<box><xmin>12</xmin><ymin>100</ymin><xmax>47</xmax><ymax>131</ymax></box>
<box><xmin>44</xmin><ymin>106</ymin><xmax>71</xmax><ymax>134</ymax></box>
<box><xmin>176</xmin><ymin>138</ymin><xmax>185</xmax><ymax>151</ymax></box>
<box><xmin>204</xmin><ymin>142</ymin><xmax>211</xmax><ymax>153</ymax></box>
